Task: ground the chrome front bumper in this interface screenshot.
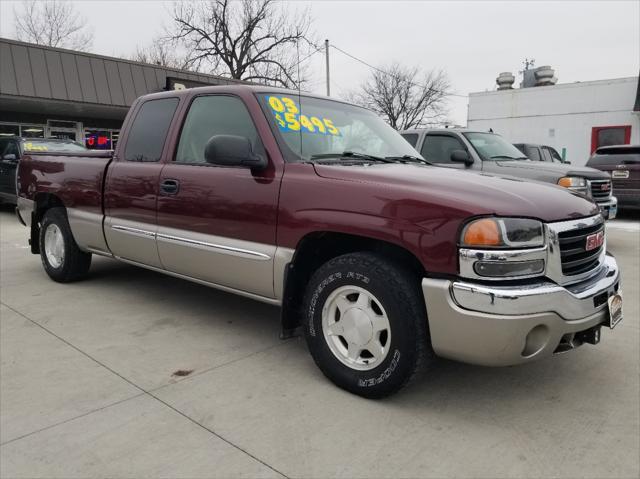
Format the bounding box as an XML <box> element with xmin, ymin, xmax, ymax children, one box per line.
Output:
<box><xmin>422</xmin><ymin>254</ymin><xmax>621</xmax><ymax>366</ymax></box>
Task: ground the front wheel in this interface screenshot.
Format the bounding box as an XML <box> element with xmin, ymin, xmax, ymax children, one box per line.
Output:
<box><xmin>303</xmin><ymin>252</ymin><xmax>432</xmax><ymax>398</ymax></box>
<box><xmin>39</xmin><ymin>207</ymin><xmax>91</xmax><ymax>282</ymax></box>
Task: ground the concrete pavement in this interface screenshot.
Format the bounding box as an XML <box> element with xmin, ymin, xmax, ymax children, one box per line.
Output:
<box><xmin>1</xmin><ymin>206</ymin><xmax>638</xmax><ymax>478</ymax></box>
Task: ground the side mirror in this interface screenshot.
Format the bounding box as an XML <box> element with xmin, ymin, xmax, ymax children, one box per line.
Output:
<box><xmin>450</xmin><ymin>149</ymin><xmax>473</xmax><ymax>166</ymax></box>
<box><xmin>204</xmin><ymin>135</ymin><xmax>267</xmax><ymax>170</ymax></box>
<box><xmin>2</xmin><ymin>153</ymin><xmax>17</xmax><ymax>162</ymax></box>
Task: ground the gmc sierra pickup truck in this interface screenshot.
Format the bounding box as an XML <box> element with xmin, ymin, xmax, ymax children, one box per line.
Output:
<box><xmin>401</xmin><ymin>129</ymin><xmax>618</xmax><ymax>220</ymax></box>
<box><xmin>16</xmin><ymin>85</ymin><xmax>623</xmax><ymax>398</ymax></box>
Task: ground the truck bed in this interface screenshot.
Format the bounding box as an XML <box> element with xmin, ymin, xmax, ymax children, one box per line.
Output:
<box><xmin>18</xmin><ymin>150</ymin><xmax>113</xmax><ymax>211</ymax></box>
<box><xmin>17</xmin><ymin>150</ymin><xmax>113</xmax><ymax>254</ymax></box>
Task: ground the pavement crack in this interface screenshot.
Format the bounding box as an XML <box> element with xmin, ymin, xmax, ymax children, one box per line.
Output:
<box><xmin>0</xmin><ymin>393</ymin><xmax>146</xmax><ymax>447</ymax></box>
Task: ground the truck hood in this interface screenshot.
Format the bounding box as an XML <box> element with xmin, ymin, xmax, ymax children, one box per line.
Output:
<box><xmin>492</xmin><ymin>160</ymin><xmax>610</xmax><ymax>180</ymax></box>
<box><xmin>313</xmin><ymin>163</ymin><xmax>599</xmax><ymax>223</ymax></box>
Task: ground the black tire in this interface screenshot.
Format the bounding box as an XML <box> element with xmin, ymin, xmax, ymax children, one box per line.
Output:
<box><xmin>303</xmin><ymin>252</ymin><xmax>432</xmax><ymax>399</ymax></box>
<box><xmin>39</xmin><ymin>207</ymin><xmax>91</xmax><ymax>282</ymax></box>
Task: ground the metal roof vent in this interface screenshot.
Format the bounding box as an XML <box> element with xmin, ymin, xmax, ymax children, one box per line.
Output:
<box><xmin>496</xmin><ymin>72</ymin><xmax>515</xmax><ymax>90</ymax></box>
<box><xmin>534</xmin><ymin>66</ymin><xmax>557</xmax><ymax>86</ymax></box>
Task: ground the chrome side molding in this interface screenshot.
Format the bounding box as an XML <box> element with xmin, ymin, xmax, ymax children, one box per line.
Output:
<box><xmin>156</xmin><ymin>232</ymin><xmax>271</xmax><ymax>260</ymax></box>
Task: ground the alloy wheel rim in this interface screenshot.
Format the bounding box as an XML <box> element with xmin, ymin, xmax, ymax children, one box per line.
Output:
<box><xmin>44</xmin><ymin>224</ymin><xmax>65</xmax><ymax>269</ymax></box>
<box><xmin>321</xmin><ymin>285</ymin><xmax>391</xmax><ymax>371</ymax></box>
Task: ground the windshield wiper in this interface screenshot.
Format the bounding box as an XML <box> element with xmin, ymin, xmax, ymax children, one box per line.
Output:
<box><xmin>310</xmin><ymin>151</ymin><xmax>394</xmax><ymax>163</ymax></box>
<box><xmin>384</xmin><ymin>154</ymin><xmax>431</xmax><ymax>165</ymax></box>
<box><xmin>489</xmin><ymin>155</ymin><xmax>529</xmax><ymax>160</ymax></box>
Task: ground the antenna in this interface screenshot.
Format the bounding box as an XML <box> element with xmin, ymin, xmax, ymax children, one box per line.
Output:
<box><xmin>519</xmin><ymin>58</ymin><xmax>535</xmax><ymax>74</ymax></box>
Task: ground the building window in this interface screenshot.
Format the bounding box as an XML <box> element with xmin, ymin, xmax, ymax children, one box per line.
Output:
<box><xmin>20</xmin><ymin>125</ymin><xmax>46</xmax><ymax>138</ymax></box>
<box><xmin>0</xmin><ymin>124</ymin><xmax>20</xmax><ymax>137</ymax></box>
<box><xmin>85</xmin><ymin>129</ymin><xmax>112</xmax><ymax>150</ymax></box>
<box><xmin>591</xmin><ymin>125</ymin><xmax>631</xmax><ymax>153</ymax></box>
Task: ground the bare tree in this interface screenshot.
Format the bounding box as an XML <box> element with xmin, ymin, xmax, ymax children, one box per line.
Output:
<box><xmin>131</xmin><ymin>39</ymin><xmax>189</xmax><ymax>70</ymax></box>
<box><xmin>13</xmin><ymin>0</ymin><xmax>93</xmax><ymax>51</ymax></box>
<box><xmin>168</xmin><ymin>0</ymin><xmax>314</xmax><ymax>88</ymax></box>
<box><xmin>350</xmin><ymin>63</ymin><xmax>451</xmax><ymax>130</ymax></box>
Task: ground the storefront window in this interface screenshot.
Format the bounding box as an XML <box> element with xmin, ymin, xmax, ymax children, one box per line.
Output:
<box><xmin>20</xmin><ymin>125</ymin><xmax>45</xmax><ymax>138</ymax></box>
<box><xmin>0</xmin><ymin>124</ymin><xmax>20</xmax><ymax>137</ymax></box>
<box><xmin>85</xmin><ymin>129</ymin><xmax>113</xmax><ymax>150</ymax></box>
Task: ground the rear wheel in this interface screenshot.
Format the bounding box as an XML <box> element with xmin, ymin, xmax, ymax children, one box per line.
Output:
<box><xmin>39</xmin><ymin>208</ymin><xmax>91</xmax><ymax>282</ymax></box>
<box><xmin>303</xmin><ymin>252</ymin><xmax>431</xmax><ymax>398</ymax></box>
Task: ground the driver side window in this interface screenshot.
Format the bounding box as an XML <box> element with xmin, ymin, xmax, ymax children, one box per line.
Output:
<box><xmin>176</xmin><ymin>95</ymin><xmax>264</xmax><ymax>164</ymax></box>
<box><xmin>421</xmin><ymin>135</ymin><xmax>466</xmax><ymax>164</ymax></box>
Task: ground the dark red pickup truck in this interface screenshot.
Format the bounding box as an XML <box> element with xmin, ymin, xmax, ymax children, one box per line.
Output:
<box><xmin>16</xmin><ymin>85</ymin><xmax>623</xmax><ymax>398</ymax></box>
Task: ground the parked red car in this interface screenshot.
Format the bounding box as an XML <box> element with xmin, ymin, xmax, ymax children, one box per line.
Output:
<box><xmin>15</xmin><ymin>85</ymin><xmax>622</xmax><ymax>397</ymax></box>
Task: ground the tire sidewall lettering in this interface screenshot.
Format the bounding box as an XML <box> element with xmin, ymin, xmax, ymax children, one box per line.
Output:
<box><xmin>358</xmin><ymin>350</ymin><xmax>401</xmax><ymax>387</ymax></box>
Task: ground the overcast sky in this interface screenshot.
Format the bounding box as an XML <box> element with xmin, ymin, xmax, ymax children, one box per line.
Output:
<box><xmin>1</xmin><ymin>0</ymin><xmax>638</xmax><ymax>124</ymax></box>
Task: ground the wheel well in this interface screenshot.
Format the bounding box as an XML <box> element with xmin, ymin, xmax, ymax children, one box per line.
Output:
<box><xmin>281</xmin><ymin>232</ymin><xmax>426</xmax><ymax>335</ymax></box>
<box><xmin>34</xmin><ymin>193</ymin><xmax>65</xmax><ymax>221</ymax></box>
<box><xmin>30</xmin><ymin>193</ymin><xmax>65</xmax><ymax>254</ymax></box>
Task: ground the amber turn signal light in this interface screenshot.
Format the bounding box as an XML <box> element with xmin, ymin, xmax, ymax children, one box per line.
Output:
<box><xmin>557</xmin><ymin>177</ymin><xmax>573</xmax><ymax>187</ymax></box>
<box><xmin>462</xmin><ymin>218</ymin><xmax>502</xmax><ymax>246</ymax></box>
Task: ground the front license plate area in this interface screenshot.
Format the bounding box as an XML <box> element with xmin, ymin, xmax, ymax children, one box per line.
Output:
<box><xmin>606</xmin><ymin>293</ymin><xmax>623</xmax><ymax>329</ymax></box>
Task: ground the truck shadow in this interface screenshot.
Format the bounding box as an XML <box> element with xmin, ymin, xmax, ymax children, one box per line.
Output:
<box><xmin>87</xmin><ymin>255</ymin><xmax>282</xmax><ymax>335</ymax></box>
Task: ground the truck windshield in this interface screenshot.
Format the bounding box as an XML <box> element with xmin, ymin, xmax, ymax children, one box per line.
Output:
<box><xmin>258</xmin><ymin>93</ymin><xmax>423</xmax><ymax>162</ymax></box>
<box><xmin>463</xmin><ymin>132</ymin><xmax>529</xmax><ymax>161</ymax></box>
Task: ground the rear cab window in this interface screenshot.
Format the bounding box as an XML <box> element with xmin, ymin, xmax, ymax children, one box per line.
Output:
<box><xmin>124</xmin><ymin>98</ymin><xmax>179</xmax><ymax>162</ymax></box>
<box><xmin>401</xmin><ymin>133</ymin><xmax>419</xmax><ymax>148</ymax></box>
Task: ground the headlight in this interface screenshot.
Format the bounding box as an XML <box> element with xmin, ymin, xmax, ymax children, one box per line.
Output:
<box><xmin>461</xmin><ymin>217</ymin><xmax>544</xmax><ymax>248</ymax></box>
<box><xmin>459</xmin><ymin>218</ymin><xmax>547</xmax><ymax>279</ymax></box>
<box><xmin>558</xmin><ymin>176</ymin><xmax>589</xmax><ymax>195</ymax></box>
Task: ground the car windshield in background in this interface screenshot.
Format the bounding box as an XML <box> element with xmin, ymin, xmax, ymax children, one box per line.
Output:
<box><xmin>463</xmin><ymin>132</ymin><xmax>529</xmax><ymax>161</ymax></box>
<box><xmin>21</xmin><ymin>139</ymin><xmax>87</xmax><ymax>153</ymax></box>
<box><xmin>258</xmin><ymin>93</ymin><xmax>423</xmax><ymax>163</ymax></box>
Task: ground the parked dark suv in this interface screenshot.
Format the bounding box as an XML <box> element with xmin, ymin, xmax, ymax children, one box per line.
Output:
<box><xmin>587</xmin><ymin>145</ymin><xmax>640</xmax><ymax>211</ymax></box>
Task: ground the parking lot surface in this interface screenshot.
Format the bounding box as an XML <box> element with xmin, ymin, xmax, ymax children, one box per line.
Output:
<box><xmin>1</xmin><ymin>206</ymin><xmax>638</xmax><ymax>479</ymax></box>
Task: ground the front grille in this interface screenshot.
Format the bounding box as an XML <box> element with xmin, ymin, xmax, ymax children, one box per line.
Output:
<box><xmin>590</xmin><ymin>179</ymin><xmax>612</xmax><ymax>202</ymax></box>
<box><xmin>558</xmin><ymin>222</ymin><xmax>604</xmax><ymax>276</ymax></box>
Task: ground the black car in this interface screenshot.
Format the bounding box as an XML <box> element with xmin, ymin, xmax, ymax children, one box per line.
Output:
<box><xmin>0</xmin><ymin>137</ymin><xmax>88</xmax><ymax>204</ymax></box>
<box><xmin>514</xmin><ymin>143</ymin><xmax>567</xmax><ymax>164</ymax></box>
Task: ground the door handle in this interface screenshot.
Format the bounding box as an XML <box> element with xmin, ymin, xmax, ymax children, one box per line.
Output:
<box><xmin>160</xmin><ymin>179</ymin><xmax>180</xmax><ymax>195</ymax></box>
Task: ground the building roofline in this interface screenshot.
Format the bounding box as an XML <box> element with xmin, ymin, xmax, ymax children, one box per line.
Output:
<box><xmin>0</xmin><ymin>36</ymin><xmax>243</xmax><ymax>84</ymax></box>
<box><xmin>469</xmin><ymin>76</ymin><xmax>639</xmax><ymax>97</ymax></box>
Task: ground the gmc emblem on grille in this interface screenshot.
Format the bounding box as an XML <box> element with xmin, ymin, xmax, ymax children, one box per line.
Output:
<box><xmin>585</xmin><ymin>231</ymin><xmax>604</xmax><ymax>251</ymax></box>
<box><xmin>600</xmin><ymin>183</ymin><xmax>611</xmax><ymax>191</ymax></box>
